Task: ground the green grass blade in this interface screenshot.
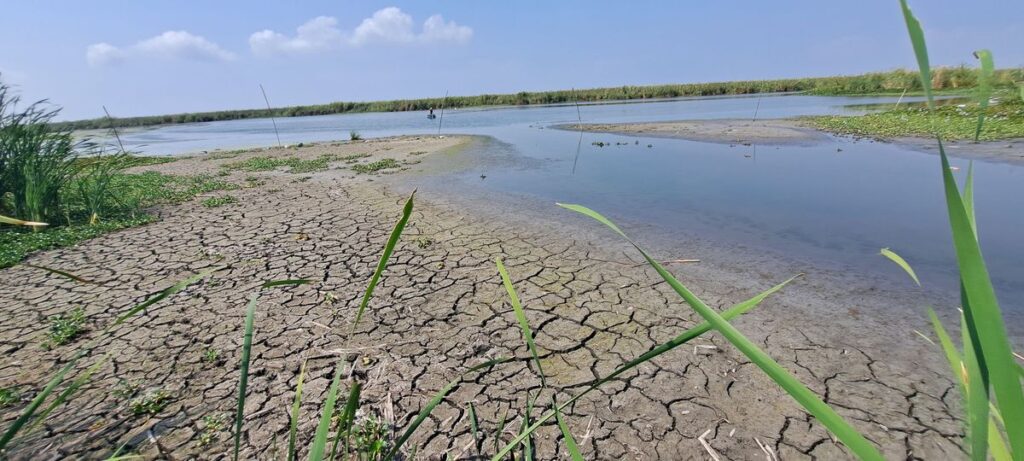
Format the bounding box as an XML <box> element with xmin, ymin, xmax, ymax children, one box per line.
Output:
<box><xmin>491</xmin><ymin>273</ymin><xmax>798</xmax><ymax>460</ymax></box>
<box><xmin>113</xmin><ymin>268</ymin><xmax>219</xmax><ymax>328</ymax></box>
<box><xmin>961</xmin><ymin>312</ymin><xmax>990</xmax><ymax>461</ymax></box>
<box><xmin>496</xmin><ymin>258</ymin><xmax>546</xmax><ymax>387</ymax></box>
<box><xmin>936</xmin><ymin>139</ymin><xmax>1024</xmax><ymax>458</ymax></box>
<box><xmin>990</xmin><ymin>416</ymin><xmax>1013</xmax><ymax>461</ymax></box>
<box><xmin>899</xmin><ymin>0</ymin><xmax>933</xmax><ymax>108</ymax></box>
<box><xmin>964</xmin><ymin>162</ymin><xmax>977</xmax><ymax>236</ymax></box>
<box><xmin>927</xmin><ymin>309</ymin><xmax>966</xmax><ymax>397</ymax></box>
<box><xmin>23</xmin><ymin>264</ymin><xmax>96</xmax><ymax>284</ymax></box>
<box><xmin>353</xmin><ymin>191</ymin><xmax>415</xmax><ymax>333</ymax></box>
<box><xmin>493</xmin><ymin>408</ymin><xmax>509</xmax><ymax>455</ymax></box>
<box><xmin>262</xmin><ymin>279</ymin><xmax>314</xmax><ymax>288</ymax></box>
<box><xmin>972</xmin><ymin>49</ymin><xmax>994</xmax><ymax>141</ymax></box>
<box><xmin>309</xmin><ymin>361</ymin><xmax>345</xmax><ymax>461</ymax></box>
<box><xmin>519</xmin><ymin>392</ymin><xmax>535</xmax><ymax>461</ymax></box>
<box><xmin>553</xmin><ymin>398</ymin><xmax>583</xmax><ymax>461</ymax></box>
<box><xmin>233</xmin><ymin>292</ymin><xmax>260</xmax><ymax>461</ymax></box>
<box><xmin>22</xmin><ymin>354</ymin><xmax>110</xmax><ymax>436</ymax></box>
<box><xmin>329</xmin><ymin>381</ymin><xmax>361</xmax><ymax>461</ymax></box>
<box><xmin>558</xmin><ymin>203</ymin><xmax>884</xmax><ymax>460</ymax></box>
<box><xmin>385</xmin><ymin>357</ymin><xmax>510</xmax><ymax>460</ymax></box>
<box><xmin>468</xmin><ymin>402</ymin><xmax>481</xmax><ymax>455</ymax></box>
<box><xmin>288</xmin><ymin>360</ymin><xmax>308</xmax><ymax>461</ymax></box>
<box><xmin>880</xmin><ymin>248</ymin><xmax>920</xmax><ymax>286</ymax></box>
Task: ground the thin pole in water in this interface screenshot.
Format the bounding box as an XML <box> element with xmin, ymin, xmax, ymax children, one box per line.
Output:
<box><xmin>259</xmin><ymin>84</ymin><xmax>282</xmax><ymax>147</ymax></box>
<box><xmin>437</xmin><ymin>90</ymin><xmax>449</xmax><ymax>137</ymax></box>
<box><xmin>752</xmin><ymin>94</ymin><xmax>762</xmax><ymax>122</ymax></box>
<box><xmin>102</xmin><ymin>106</ymin><xmax>127</xmax><ymax>154</ymax></box>
<box><xmin>571</xmin><ymin>87</ymin><xmax>584</xmax><ymax>175</ymax></box>
<box><xmin>893</xmin><ymin>87</ymin><xmax>908</xmax><ymax>110</ymax></box>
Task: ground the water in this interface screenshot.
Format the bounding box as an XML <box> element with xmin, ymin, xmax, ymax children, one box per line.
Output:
<box><xmin>110</xmin><ymin>94</ymin><xmax>1024</xmax><ymax>313</ymax></box>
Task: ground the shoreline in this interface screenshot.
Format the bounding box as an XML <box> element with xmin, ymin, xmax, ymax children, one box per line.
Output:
<box><xmin>558</xmin><ymin>118</ymin><xmax>1024</xmax><ymax>165</ymax></box>
<box><xmin>0</xmin><ymin>135</ymin><xmax>967</xmax><ymax>459</ymax></box>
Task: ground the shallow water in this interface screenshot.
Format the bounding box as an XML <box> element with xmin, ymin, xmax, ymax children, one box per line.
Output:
<box><xmin>111</xmin><ymin>94</ymin><xmax>1024</xmax><ymax>316</ymax></box>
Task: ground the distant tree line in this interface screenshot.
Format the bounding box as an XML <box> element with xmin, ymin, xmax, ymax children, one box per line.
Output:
<box><xmin>55</xmin><ymin>67</ymin><xmax>1024</xmax><ymax>130</ymax></box>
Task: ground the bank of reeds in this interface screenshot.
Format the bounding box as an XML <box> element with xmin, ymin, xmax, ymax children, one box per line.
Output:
<box><xmin>55</xmin><ymin>68</ymin><xmax>1024</xmax><ymax>131</ymax></box>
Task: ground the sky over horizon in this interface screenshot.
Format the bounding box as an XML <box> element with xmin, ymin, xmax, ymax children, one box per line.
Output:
<box><xmin>1</xmin><ymin>1</ymin><xmax>1021</xmax><ymax>120</ymax></box>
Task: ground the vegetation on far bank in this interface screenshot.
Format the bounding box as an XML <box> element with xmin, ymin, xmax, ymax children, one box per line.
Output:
<box><xmin>807</xmin><ymin>89</ymin><xmax>1024</xmax><ymax>140</ymax></box>
<box><xmin>55</xmin><ymin>68</ymin><xmax>1023</xmax><ymax>131</ymax></box>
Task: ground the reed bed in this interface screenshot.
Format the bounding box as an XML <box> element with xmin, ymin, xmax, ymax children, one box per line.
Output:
<box><xmin>55</xmin><ymin>68</ymin><xmax>1024</xmax><ymax>131</ymax></box>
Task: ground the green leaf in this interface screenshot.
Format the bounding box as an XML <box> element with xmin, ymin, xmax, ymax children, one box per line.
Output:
<box><xmin>899</xmin><ymin>0</ymin><xmax>933</xmax><ymax>108</ymax></box>
<box><xmin>493</xmin><ymin>408</ymin><xmax>509</xmax><ymax>455</ymax></box>
<box><xmin>353</xmin><ymin>191</ymin><xmax>415</xmax><ymax>332</ymax></box>
<box><xmin>288</xmin><ymin>360</ymin><xmax>308</xmax><ymax>461</ymax></box>
<box><xmin>972</xmin><ymin>49</ymin><xmax>994</xmax><ymax>142</ymax></box>
<box><xmin>937</xmin><ymin>125</ymin><xmax>1024</xmax><ymax>461</ymax></box>
<box><xmin>496</xmin><ymin>258</ymin><xmax>546</xmax><ymax>387</ymax></box>
<box><xmin>468</xmin><ymin>402</ymin><xmax>481</xmax><ymax>455</ymax></box>
<box><xmin>557</xmin><ymin>203</ymin><xmax>884</xmax><ymax>461</ymax></box>
<box><xmin>309</xmin><ymin>361</ymin><xmax>345</xmax><ymax>461</ymax></box>
<box><xmin>22</xmin><ymin>354</ymin><xmax>110</xmax><ymax>436</ymax></box>
<box><xmin>329</xmin><ymin>381</ymin><xmax>361</xmax><ymax>461</ymax></box>
<box><xmin>492</xmin><ymin>273</ymin><xmax>799</xmax><ymax>460</ymax></box>
<box><xmin>262</xmin><ymin>279</ymin><xmax>314</xmax><ymax>288</ymax></box>
<box><xmin>880</xmin><ymin>248</ymin><xmax>920</xmax><ymax>286</ymax></box>
<box><xmin>23</xmin><ymin>263</ymin><xmax>96</xmax><ymax>284</ymax></box>
<box><xmin>233</xmin><ymin>292</ymin><xmax>260</xmax><ymax>461</ymax></box>
<box><xmin>961</xmin><ymin>312</ymin><xmax>990</xmax><ymax>461</ymax></box>
<box><xmin>385</xmin><ymin>357</ymin><xmax>510</xmax><ymax>460</ymax></box>
<box><xmin>519</xmin><ymin>392</ymin><xmax>535</xmax><ymax>461</ymax></box>
<box><xmin>553</xmin><ymin>398</ymin><xmax>584</xmax><ymax>461</ymax></box>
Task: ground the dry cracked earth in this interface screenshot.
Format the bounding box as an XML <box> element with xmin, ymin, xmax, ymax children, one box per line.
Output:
<box><xmin>0</xmin><ymin>136</ymin><xmax>966</xmax><ymax>460</ymax></box>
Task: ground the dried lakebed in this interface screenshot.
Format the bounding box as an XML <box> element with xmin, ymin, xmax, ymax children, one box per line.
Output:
<box><xmin>1</xmin><ymin>135</ymin><xmax>963</xmax><ymax>459</ymax></box>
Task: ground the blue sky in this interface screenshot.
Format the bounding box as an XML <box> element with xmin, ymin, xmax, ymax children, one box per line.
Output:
<box><xmin>1</xmin><ymin>1</ymin><xmax>1020</xmax><ymax>120</ymax></box>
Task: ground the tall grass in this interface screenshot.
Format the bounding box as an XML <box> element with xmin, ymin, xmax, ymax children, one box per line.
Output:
<box><xmin>0</xmin><ymin>82</ymin><xmax>77</xmax><ymax>223</ymax></box>
<box><xmin>876</xmin><ymin>2</ymin><xmax>1024</xmax><ymax>460</ymax></box>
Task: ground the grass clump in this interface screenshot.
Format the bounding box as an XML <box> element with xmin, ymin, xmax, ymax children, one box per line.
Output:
<box><xmin>808</xmin><ymin>92</ymin><xmax>1024</xmax><ymax>140</ymax></box>
<box><xmin>0</xmin><ymin>388</ymin><xmax>19</xmax><ymax>408</ymax></box>
<box><xmin>201</xmin><ymin>195</ymin><xmax>237</xmax><ymax>208</ymax></box>
<box><xmin>351</xmin><ymin>158</ymin><xmax>399</xmax><ymax>174</ymax></box>
<box><xmin>202</xmin><ymin>348</ymin><xmax>219</xmax><ymax>364</ymax></box>
<box><xmin>224</xmin><ymin>154</ymin><xmax>339</xmax><ymax>174</ymax></box>
<box><xmin>129</xmin><ymin>389</ymin><xmax>171</xmax><ymax>415</ymax></box>
<box><xmin>350</xmin><ymin>130</ymin><xmax>362</xmax><ymax>141</ymax></box>
<box><xmin>198</xmin><ymin>414</ymin><xmax>226</xmax><ymax>446</ymax></box>
<box><xmin>43</xmin><ymin>307</ymin><xmax>86</xmax><ymax>348</ymax></box>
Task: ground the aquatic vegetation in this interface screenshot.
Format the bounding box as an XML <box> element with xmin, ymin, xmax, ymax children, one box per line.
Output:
<box><xmin>351</xmin><ymin>158</ymin><xmax>399</xmax><ymax>174</ymax></box>
<box><xmin>0</xmin><ymin>388</ymin><xmax>18</xmax><ymax>408</ymax></box>
<box><xmin>224</xmin><ymin>153</ymin><xmax>341</xmax><ymax>174</ymax></box>
<box><xmin>201</xmin><ymin>194</ymin><xmax>237</xmax><ymax>208</ymax></box>
<box><xmin>198</xmin><ymin>414</ymin><xmax>226</xmax><ymax>447</ymax></box>
<box><xmin>808</xmin><ymin>91</ymin><xmax>1024</xmax><ymax>140</ymax></box>
<box><xmin>350</xmin><ymin>130</ymin><xmax>362</xmax><ymax>141</ymax></box>
<box><xmin>129</xmin><ymin>389</ymin><xmax>171</xmax><ymax>415</ymax></box>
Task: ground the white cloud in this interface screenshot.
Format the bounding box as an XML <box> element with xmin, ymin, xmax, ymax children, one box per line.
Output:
<box><xmin>250</xmin><ymin>7</ymin><xmax>473</xmax><ymax>55</ymax></box>
<box><xmin>86</xmin><ymin>43</ymin><xmax>125</xmax><ymax>67</ymax></box>
<box><xmin>86</xmin><ymin>31</ymin><xmax>235</xmax><ymax>67</ymax></box>
<box><xmin>250</xmin><ymin>16</ymin><xmax>344</xmax><ymax>55</ymax></box>
<box><xmin>421</xmin><ymin>14</ymin><xmax>473</xmax><ymax>44</ymax></box>
<box><xmin>351</xmin><ymin>7</ymin><xmax>416</xmax><ymax>45</ymax></box>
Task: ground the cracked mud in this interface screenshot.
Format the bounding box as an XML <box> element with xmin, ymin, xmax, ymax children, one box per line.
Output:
<box><xmin>1</xmin><ymin>136</ymin><xmax>965</xmax><ymax>459</ymax></box>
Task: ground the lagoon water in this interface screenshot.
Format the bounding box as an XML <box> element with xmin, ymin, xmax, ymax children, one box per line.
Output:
<box><xmin>111</xmin><ymin>94</ymin><xmax>1024</xmax><ymax>315</ymax></box>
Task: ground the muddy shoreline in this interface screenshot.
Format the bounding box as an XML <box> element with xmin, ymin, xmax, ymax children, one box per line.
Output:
<box><xmin>559</xmin><ymin>118</ymin><xmax>1024</xmax><ymax>165</ymax></box>
<box><xmin>0</xmin><ymin>135</ymin><xmax>966</xmax><ymax>459</ymax></box>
